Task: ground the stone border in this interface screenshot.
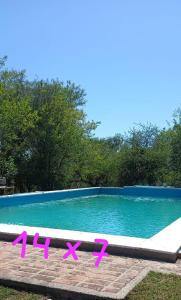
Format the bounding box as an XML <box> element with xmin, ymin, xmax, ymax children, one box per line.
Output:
<box><xmin>0</xmin><ymin>268</ymin><xmax>150</xmax><ymax>300</ymax></box>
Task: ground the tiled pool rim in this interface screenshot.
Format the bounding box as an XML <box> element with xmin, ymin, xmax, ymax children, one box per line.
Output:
<box><xmin>0</xmin><ymin>186</ymin><xmax>181</xmax><ymax>263</ymax></box>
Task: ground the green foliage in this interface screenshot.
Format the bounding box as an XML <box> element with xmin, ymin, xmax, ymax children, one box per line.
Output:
<box><xmin>167</xmin><ymin>120</ymin><xmax>181</xmax><ymax>187</ymax></box>
<box><xmin>0</xmin><ymin>57</ymin><xmax>180</xmax><ymax>191</ymax></box>
<box><xmin>0</xmin><ymin>156</ymin><xmax>16</xmax><ymax>178</ymax></box>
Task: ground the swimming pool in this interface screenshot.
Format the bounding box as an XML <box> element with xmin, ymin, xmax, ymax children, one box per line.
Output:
<box><xmin>1</xmin><ymin>194</ymin><xmax>181</xmax><ymax>238</ymax></box>
<box><xmin>0</xmin><ymin>186</ymin><xmax>181</xmax><ymax>262</ymax></box>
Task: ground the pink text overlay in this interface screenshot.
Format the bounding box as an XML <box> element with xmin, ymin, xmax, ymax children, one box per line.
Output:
<box><xmin>12</xmin><ymin>231</ymin><xmax>109</xmax><ymax>268</ymax></box>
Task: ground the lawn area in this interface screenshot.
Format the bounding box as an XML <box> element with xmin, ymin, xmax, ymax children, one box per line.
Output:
<box><xmin>0</xmin><ymin>285</ymin><xmax>48</xmax><ymax>300</ymax></box>
<box><xmin>0</xmin><ymin>272</ymin><xmax>181</xmax><ymax>299</ymax></box>
<box><xmin>126</xmin><ymin>271</ymin><xmax>181</xmax><ymax>300</ymax></box>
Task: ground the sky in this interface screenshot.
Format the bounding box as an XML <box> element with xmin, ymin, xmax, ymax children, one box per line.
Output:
<box><xmin>1</xmin><ymin>0</ymin><xmax>181</xmax><ymax>137</ymax></box>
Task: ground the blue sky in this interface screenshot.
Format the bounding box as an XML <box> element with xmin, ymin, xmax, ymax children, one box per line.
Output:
<box><xmin>1</xmin><ymin>0</ymin><xmax>181</xmax><ymax>137</ymax></box>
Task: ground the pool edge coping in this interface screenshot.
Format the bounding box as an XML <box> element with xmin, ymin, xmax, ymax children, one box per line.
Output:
<box><xmin>0</xmin><ymin>217</ymin><xmax>181</xmax><ymax>263</ymax></box>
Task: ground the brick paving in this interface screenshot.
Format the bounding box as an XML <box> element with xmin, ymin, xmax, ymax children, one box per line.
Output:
<box><xmin>0</xmin><ymin>241</ymin><xmax>181</xmax><ymax>299</ymax></box>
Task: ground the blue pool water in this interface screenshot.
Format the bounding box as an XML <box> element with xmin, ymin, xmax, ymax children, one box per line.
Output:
<box><xmin>0</xmin><ymin>195</ymin><xmax>181</xmax><ymax>238</ymax></box>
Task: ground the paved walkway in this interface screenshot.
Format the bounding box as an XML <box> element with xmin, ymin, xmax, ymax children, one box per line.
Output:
<box><xmin>0</xmin><ymin>241</ymin><xmax>181</xmax><ymax>299</ymax></box>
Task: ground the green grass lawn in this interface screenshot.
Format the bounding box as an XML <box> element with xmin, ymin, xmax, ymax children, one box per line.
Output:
<box><xmin>0</xmin><ymin>272</ymin><xmax>181</xmax><ymax>299</ymax></box>
<box><xmin>126</xmin><ymin>271</ymin><xmax>181</xmax><ymax>300</ymax></box>
<box><xmin>0</xmin><ymin>286</ymin><xmax>48</xmax><ymax>300</ymax></box>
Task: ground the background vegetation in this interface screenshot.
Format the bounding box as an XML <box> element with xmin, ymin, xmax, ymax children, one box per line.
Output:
<box><xmin>0</xmin><ymin>57</ymin><xmax>181</xmax><ymax>192</ymax></box>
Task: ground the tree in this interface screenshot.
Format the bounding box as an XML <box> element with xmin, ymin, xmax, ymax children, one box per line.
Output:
<box><xmin>117</xmin><ymin>124</ymin><xmax>162</xmax><ymax>186</ymax></box>
<box><xmin>168</xmin><ymin>110</ymin><xmax>181</xmax><ymax>186</ymax></box>
<box><xmin>0</xmin><ymin>57</ymin><xmax>181</xmax><ymax>190</ymax></box>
